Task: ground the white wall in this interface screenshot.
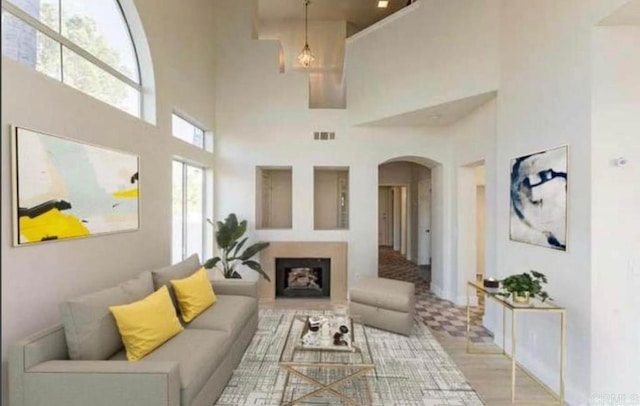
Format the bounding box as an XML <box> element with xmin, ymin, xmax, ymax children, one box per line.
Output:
<box><xmin>591</xmin><ymin>23</ymin><xmax>640</xmax><ymax>396</ymax></box>
<box><xmin>0</xmin><ymin>0</ymin><xmax>217</xmax><ymax>404</ymax></box>
<box><xmin>345</xmin><ymin>0</ymin><xmax>500</xmax><ymax>125</ymax></box>
<box><xmin>496</xmin><ymin>2</ymin><xmax>595</xmax><ymax>403</ymax></box>
<box><xmin>449</xmin><ymin>98</ymin><xmax>497</xmax><ymax>305</ymax></box>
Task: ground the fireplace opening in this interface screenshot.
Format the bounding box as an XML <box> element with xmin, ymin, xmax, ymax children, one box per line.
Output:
<box><xmin>276</xmin><ymin>258</ymin><xmax>331</xmax><ymax>298</ymax></box>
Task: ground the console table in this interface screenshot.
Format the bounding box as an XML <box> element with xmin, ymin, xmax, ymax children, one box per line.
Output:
<box><xmin>466</xmin><ymin>281</ymin><xmax>566</xmax><ymax>404</ymax></box>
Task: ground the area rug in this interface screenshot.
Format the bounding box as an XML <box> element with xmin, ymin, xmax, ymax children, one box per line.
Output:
<box><xmin>215</xmin><ymin>309</ymin><xmax>485</xmax><ymax>405</ymax></box>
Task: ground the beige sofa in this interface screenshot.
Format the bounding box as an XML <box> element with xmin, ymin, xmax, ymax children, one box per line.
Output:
<box><xmin>9</xmin><ymin>255</ymin><xmax>258</xmax><ymax>406</ymax></box>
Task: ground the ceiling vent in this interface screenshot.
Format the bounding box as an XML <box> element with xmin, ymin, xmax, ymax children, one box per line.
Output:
<box><xmin>313</xmin><ymin>131</ymin><xmax>335</xmax><ymax>141</ymax></box>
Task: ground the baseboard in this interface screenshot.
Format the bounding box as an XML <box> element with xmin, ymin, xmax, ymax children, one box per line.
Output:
<box><xmin>431</xmin><ymin>283</ymin><xmax>444</xmax><ymax>299</ymax></box>
<box><xmin>490</xmin><ymin>331</ymin><xmax>589</xmax><ymax>406</ymax></box>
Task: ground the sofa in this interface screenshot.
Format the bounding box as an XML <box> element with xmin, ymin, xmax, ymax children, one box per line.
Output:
<box><xmin>9</xmin><ymin>254</ymin><xmax>259</xmax><ymax>406</ymax></box>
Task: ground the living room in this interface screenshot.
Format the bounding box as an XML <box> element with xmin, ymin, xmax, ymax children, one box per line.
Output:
<box><xmin>2</xmin><ymin>0</ymin><xmax>639</xmax><ymax>405</ymax></box>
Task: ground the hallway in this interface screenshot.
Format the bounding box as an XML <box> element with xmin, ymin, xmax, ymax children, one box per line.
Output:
<box><xmin>379</xmin><ymin>247</ymin><xmax>493</xmax><ymax>343</ymax></box>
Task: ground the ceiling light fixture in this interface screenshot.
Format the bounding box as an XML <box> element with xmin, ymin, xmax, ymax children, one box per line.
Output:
<box><xmin>378</xmin><ymin>0</ymin><xmax>389</xmax><ymax>8</ymax></box>
<box><xmin>298</xmin><ymin>0</ymin><xmax>315</xmax><ymax>68</ymax></box>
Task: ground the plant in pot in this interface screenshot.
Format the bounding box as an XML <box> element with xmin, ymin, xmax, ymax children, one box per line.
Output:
<box><xmin>497</xmin><ymin>270</ymin><xmax>551</xmax><ymax>304</ymax></box>
<box><xmin>203</xmin><ymin>213</ymin><xmax>271</xmax><ymax>281</ymax></box>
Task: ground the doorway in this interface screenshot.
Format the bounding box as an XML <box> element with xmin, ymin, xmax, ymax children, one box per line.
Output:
<box><xmin>378</xmin><ymin>161</ymin><xmax>431</xmax><ymax>267</ymax></box>
<box><xmin>456</xmin><ymin>161</ymin><xmax>486</xmax><ymax>306</ymax></box>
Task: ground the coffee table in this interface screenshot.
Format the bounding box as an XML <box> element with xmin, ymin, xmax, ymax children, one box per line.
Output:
<box><xmin>278</xmin><ymin>315</ymin><xmax>375</xmax><ymax>405</ymax></box>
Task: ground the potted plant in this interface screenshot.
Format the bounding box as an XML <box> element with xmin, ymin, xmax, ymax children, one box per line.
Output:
<box><xmin>204</xmin><ymin>213</ymin><xmax>271</xmax><ymax>281</ymax></box>
<box><xmin>497</xmin><ymin>270</ymin><xmax>551</xmax><ymax>304</ymax></box>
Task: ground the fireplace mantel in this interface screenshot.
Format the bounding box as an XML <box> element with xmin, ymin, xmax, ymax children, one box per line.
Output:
<box><xmin>259</xmin><ymin>242</ymin><xmax>348</xmax><ymax>303</ymax></box>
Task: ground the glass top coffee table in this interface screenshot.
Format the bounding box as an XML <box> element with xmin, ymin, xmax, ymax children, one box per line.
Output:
<box><xmin>278</xmin><ymin>315</ymin><xmax>375</xmax><ymax>405</ymax></box>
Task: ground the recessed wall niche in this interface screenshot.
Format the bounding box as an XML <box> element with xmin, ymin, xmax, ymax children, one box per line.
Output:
<box><xmin>314</xmin><ymin>167</ymin><xmax>349</xmax><ymax>230</ymax></box>
<box><xmin>256</xmin><ymin>167</ymin><xmax>292</xmax><ymax>229</ymax></box>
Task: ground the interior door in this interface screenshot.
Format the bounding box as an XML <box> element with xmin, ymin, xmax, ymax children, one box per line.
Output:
<box><xmin>418</xmin><ymin>178</ymin><xmax>431</xmax><ymax>265</ymax></box>
<box><xmin>378</xmin><ymin>187</ymin><xmax>391</xmax><ymax>246</ymax></box>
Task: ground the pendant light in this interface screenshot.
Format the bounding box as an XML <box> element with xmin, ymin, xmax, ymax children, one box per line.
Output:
<box><xmin>298</xmin><ymin>0</ymin><xmax>315</xmax><ymax>68</ymax></box>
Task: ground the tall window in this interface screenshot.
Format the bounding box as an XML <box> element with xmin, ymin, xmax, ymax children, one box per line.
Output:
<box><xmin>1</xmin><ymin>0</ymin><xmax>142</xmax><ymax>117</ymax></box>
<box><xmin>172</xmin><ymin>160</ymin><xmax>210</xmax><ymax>264</ymax></box>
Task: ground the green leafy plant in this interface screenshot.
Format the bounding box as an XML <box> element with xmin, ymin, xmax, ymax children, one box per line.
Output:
<box><xmin>203</xmin><ymin>213</ymin><xmax>270</xmax><ymax>281</ymax></box>
<box><xmin>497</xmin><ymin>271</ymin><xmax>551</xmax><ymax>302</ymax></box>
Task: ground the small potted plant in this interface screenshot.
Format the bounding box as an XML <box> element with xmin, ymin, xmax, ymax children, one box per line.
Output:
<box><xmin>204</xmin><ymin>213</ymin><xmax>270</xmax><ymax>281</ymax></box>
<box><xmin>497</xmin><ymin>270</ymin><xmax>551</xmax><ymax>304</ymax></box>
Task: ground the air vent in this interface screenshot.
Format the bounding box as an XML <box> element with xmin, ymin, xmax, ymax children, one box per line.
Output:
<box><xmin>313</xmin><ymin>131</ymin><xmax>336</xmax><ymax>141</ymax></box>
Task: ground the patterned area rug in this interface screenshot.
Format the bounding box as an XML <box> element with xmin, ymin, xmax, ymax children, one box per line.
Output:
<box><xmin>216</xmin><ymin>309</ymin><xmax>485</xmax><ymax>405</ymax></box>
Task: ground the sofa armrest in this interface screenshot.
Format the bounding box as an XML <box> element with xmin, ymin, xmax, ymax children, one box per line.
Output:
<box><xmin>19</xmin><ymin>361</ymin><xmax>180</xmax><ymax>406</ymax></box>
<box><xmin>211</xmin><ymin>279</ymin><xmax>259</xmax><ymax>299</ymax></box>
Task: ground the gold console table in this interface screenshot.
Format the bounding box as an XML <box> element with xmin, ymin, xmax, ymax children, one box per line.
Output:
<box><xmin>466</xmin><ymin>281</ymin><xmax>566</xmax><ymax>404</ymax></box>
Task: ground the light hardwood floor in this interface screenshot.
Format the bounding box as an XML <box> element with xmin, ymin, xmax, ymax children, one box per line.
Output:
<box><xmin>432</xmin><ymin>329</ymin><xmax>562</xmax><ymax>405</ymax></box>
<box><xmin>261</xmin><ymin>300</ymin><xmax>562</xmax><ymax>405</ymax></box>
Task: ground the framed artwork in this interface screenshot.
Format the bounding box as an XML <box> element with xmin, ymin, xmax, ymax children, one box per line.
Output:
<box><xmin>12</xmin><ymin>126</ymin><xmax>140</xmax><ymax>246</ymax></box>
<box><xmin>509</xmin><ymin>145</ymin><xmax>568</xmax><ymax>251</ymax></box>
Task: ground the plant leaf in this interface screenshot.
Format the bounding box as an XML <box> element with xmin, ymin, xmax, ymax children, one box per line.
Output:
<box><xmin>239</xmin><ymin>242</ymin><xmax>270</xmax><ymax>261</ymax></box>
<box><xmin>225</xmin><ymin>213</ymin><xmax>238</xmax><ymax>232</ymax></box>
<box><xmin>530</xmin><ymin>270</ymin><xmax>545</xmax><ymax>279</ymax></box>
<box><xmin>243</xmin><ymin>260</ymin><xmax>271</xmax><ymax>282</ymax></box>
<box><xmin>216</xmin><ymin>220</ymin><xmax>233</xmax><ymax>249</ymax></box>
<box><xmin>232</xmin><ymin>220</ymin><xmax>247</xmax><ymax>243</ymax></box>
<box><xmin>233</xmin><ymin>237</ymin><xmax>248</xmax><ymax>257</ymax></box>
<box><xmin>223</xmin><ymin>263</ymin><xmax>236</xmax><ymax>278</ymax></box>
<box><xmin>226</xmin><ymin>241</ymin><xmax>238</xmax><ymax>256</ymax></box>
<box><xmin>203</xmin><ymin>257</ymin><xmax>221</xmax><ymax>269</ymax></box>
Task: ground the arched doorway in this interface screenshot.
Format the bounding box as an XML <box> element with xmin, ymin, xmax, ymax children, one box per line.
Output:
<box><xmin>376</xmin><ymin>155</ymin><xmax>446</xmax><ymax>295</ymax></box>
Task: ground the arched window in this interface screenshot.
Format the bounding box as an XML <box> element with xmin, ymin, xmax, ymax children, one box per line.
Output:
<box><xmin>2</xmin><ymin>0</ymin><xmax>147</xmax><ymax>119</ymax></box>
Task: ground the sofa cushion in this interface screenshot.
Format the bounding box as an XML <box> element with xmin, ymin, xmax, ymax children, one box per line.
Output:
<box><xmin>110</xmin><ymin>329</ymin><xmax>230</xmax><ymax>406</ymax></box>
<box><xmin>186</xmin><ymin>295</ymin><xmax>257</xmax><ymax>339</ymax></box>
<box><xmin>119</xmin><ymin>271</ymin><xmax>154</xmax><ymax>301</ymax></box>
<box><xmin>59</xmin><ymin>271</ymin><xmax>158</xmax><ymax>361</ymax></box>
<box><xmin>60</xmin><ymin>285</ymin><xmax>130</xmax><ymax>361</ymax></box>
<box><xmin>151</xmin><ymin>254</ymin><xmax>201</xmax><ymax>313</ymax></box>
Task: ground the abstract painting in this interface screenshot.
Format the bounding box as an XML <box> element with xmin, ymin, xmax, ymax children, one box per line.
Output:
<box><xmin>12</xmin><ymin>127</ymin><xmax>139</xmax><ymax>246</ymax></box>
<box><xmin>510</xmin><ymin>146</ymin><xmax>568</xmax><ymax>251</ymax></box>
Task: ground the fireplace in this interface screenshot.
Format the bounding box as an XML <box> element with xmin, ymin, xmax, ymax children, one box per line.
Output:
<box><xmin>275</xmin><ymin>258</ymin><xmax>331</xmax><ymax>298</ymax></box>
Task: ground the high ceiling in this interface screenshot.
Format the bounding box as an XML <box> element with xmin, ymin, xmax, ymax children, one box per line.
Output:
<box><xmin>258</xmin><ymin>0</ymin><xmax>406</xmax><ymax>32</ymax></box>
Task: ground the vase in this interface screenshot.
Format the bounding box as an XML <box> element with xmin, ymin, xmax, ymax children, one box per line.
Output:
<box><xmin>512</xmin><ymin>292</ymin><xmax>530</xmax><ymax>304</ymax></box>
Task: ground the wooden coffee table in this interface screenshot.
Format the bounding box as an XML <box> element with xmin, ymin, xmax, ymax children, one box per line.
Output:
<box><xmin>278</xmin><ymin>315</ymin><xmax>375</xmax><ymax>405</ymax></box>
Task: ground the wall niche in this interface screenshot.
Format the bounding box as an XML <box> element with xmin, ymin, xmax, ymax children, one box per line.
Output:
<box><xmin>314</xmin><ymin>167</ymin><xmax>349</xmax><ymax>230</ymax></box>
<box><xmin>256</xmin><ymin>166</ymin><xmax>292</xmax><ymax>229</ymax></box>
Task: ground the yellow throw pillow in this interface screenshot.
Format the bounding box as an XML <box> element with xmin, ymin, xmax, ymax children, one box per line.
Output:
<box><xmin>170</xmin><ymin>267</ymin><xmax>217</xmax><ymax>323</ymax></box>
<box><xmin>109</xmin><ymin>286</ymin><xmax>183</xmax><ymax>361</ymax></box>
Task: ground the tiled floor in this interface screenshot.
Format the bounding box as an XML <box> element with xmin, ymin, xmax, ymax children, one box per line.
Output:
<box><xmin>378</xmin><ymin>247</ymin><xmax>494</xmax><ymax>343</ymax></box>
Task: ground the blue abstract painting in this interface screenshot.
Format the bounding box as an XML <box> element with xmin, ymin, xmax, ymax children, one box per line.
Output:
<box><xmin>510</xmin><ymin>146</ymin><xmax>568</xmax><ymax>251</ymax></box>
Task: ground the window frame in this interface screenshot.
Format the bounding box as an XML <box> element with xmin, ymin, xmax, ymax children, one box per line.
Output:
<box><xmin>171</xmin><ymin>112</ymin><xmax>210</xmax><ymax>151</ymax></box>
<box><xmin>2</xmin><ymin>0</ymin><xmax>143</xmax><ymax>116</ymax></box>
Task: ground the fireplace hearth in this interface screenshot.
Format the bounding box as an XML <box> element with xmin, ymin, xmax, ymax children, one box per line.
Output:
<box><xmin>276</xmin><ymin>258</ymin><xmax>331</xmax><ymax>298</ymax></box>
